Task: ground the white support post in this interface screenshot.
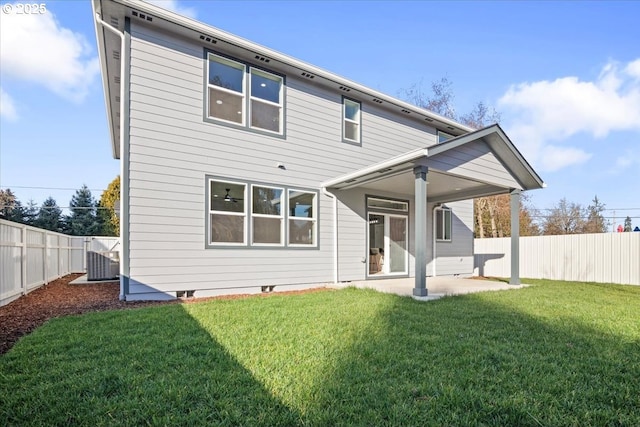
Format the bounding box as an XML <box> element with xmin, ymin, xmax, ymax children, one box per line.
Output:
<box><xmin>510</xmin><ymin>190</ymin><xmax>521</xmax><ymax>285</ymax></box>
<box><xmin>413</xmin><ymin>165</ymin><xmax>428</xmax><ymax>297</ymax></box>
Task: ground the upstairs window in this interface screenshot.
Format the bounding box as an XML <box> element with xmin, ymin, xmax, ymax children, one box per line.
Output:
<box><xmin>208</xmin><ymin>55</ymin><xmax>246</xmax><ymax>125</ymax></box>
<box><xmin>435</xmin><ymin>207</ymin><xmax>452</xmax><ymax>241</ymax></box>
<box><xmin>207</xmin><ymin>52</ymin><xmax>284</xmax><ymax>135</ymax></box>
<box><xmin>343</xmin><ymin>98</ymin><xmax>361</xmax><ymax>144</ymax></box>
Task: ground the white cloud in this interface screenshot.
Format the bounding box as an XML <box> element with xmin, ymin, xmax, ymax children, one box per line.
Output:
<box><xmin>542</xmin><ymin>145</ymin><xmax>592</xmax><ymax>172</ymax></box>
<box><xmin>144</xmin><ymin>0</ymin><xmax>197</xmax><ymax>19</ymax></box>
<box><xmin>0</xmin><ymin>87</ymin><xmax>18</xmax><ymax>121</ymax></box>
<box><xmin>0</xmin><ymin>4</ymin><xmax>99</xmax><ymax>102</ymax></box>
<box><xmin>612</xmin><ymin>149</ymin><xmax>640</xmax><ymax>174</ymax></box>
<box><xmin>498</xmin><ymin>59</ymin><xmax>640</xmax><ymax>172</ymax></box>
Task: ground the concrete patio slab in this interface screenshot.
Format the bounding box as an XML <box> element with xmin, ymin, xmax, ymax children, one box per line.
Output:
<box><xmin>330</xmin><ymin>276</ymin><xmax>526</xmax><ymax>300</ymax></box>
<box><xmin>70</xmin><ymin>274</ymin><xmax>119</xmax><ymax>285</ymax></box>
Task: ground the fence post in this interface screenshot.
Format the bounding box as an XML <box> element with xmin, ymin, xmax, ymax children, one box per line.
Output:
<box><xmin>44</xmin><ymin>230</ymin><xmax>49</xmax><ymax>285</ymax></box>
<box><xmin>21</xmin><ymin>225</ymin><xmax>27</xmax><ymax>295</ymax></box>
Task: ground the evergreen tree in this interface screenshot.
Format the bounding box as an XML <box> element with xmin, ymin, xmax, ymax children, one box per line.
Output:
<box><xmin>624</xmin><ymin>216</ymin><xmax>633</xmax><ymax>232</ymax></box>
<box><xmin>67</xmin><ymin>185</ymin><xmax>98</xmax><ymax>236</ymax></box>
<box><xmin>23</xmin><ymin>200</ymin><xmax>39</xmax><ymax>226</ymax></box>
<box><xmin>584</xmin><ymin>195</ymin><xmax>608</xmax><ymax>233</ymax></box>
<box><xmin>0</xmin><ymin>188</ymin><xmax>18</xmax><ymax>220</ymax></box>
<box><xmin>35</xmin><ymin>197</ymin><xmax>63</xmax><ymax>232</ymax></box>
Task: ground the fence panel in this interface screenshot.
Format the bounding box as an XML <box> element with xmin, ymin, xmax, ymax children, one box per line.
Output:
<box><xmin>474</xmin><ymin>232</ymin><xmax>640</xmax><ymax>285</ymax></box>
<box><xmin>1</xmin><ymin>219</ymin><xmax>119</xmax><ymax>307</ymax></box>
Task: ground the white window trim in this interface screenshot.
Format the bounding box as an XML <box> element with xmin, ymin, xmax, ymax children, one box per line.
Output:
<box><xmin>437</xmin><ymin>130</ymin><xmax>454</xmax><ymax>144</ymax></box>
<box><xmin>251</xmin><ymin>184</ymin><xmax>285</xmax><ymax>246</ymax></box>
<box><xmin>206</xmin><ymin>52</ymin><xmax>285</xmax><ymax>135</ymax></box>
<box><xmin>288</xmin><ymin>189</ymin><xmax>318</xmax><ymax>247</ymax></box>
<box><xmin>209</xmin><ymin>179</ymin><xmax>248</xmax><ymax>246</ymax></box>
<box><xmin>343</xmin><ymin>98</ymin><xmax>361</xmax><ymax>143</ymax></box>
<box><xmin>435</xmin><ymin>207</ymin><xmax>452</xmax><ymax>242</ymax></box>
<box><xmin>249</xmin><ymin>68</ymin><xmax>284</xmax><ymax>135</ymax></box>
<box><xmin>207</xmin><ymin>53</ymin><xmax>247</xmax><ymax>127</ymax></box>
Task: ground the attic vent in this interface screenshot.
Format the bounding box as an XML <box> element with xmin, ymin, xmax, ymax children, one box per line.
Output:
<box><xmin>114</xmin><ymin>76</ymin><xmax>121</xmax><ymax>84</ymax></box>
<box><xmin>115</xmin><ymin>95</ymin><xmax>121</xmax><ymax>102</ymax></box>
<box><xmin>301</xmin><ymin>72</ymin><xmax>315</xmax><ymax>79</ymax></box>
<box><xmin>109</xmin><ymin>16</ymin><xmax>119</xmax><ymax>27</ymax></box>
<box><xmin>447</xmin><ymin>126</ymin><xmax>455</xmax><ymax>130</ymax></box>
<box><xmin>424</xmin><ymin>118</ymin><xmax>434</xmax><ymax>122</ymax></box>
<box><xmin>344</xmin><ymin>179</ymin><xmax>357</xmax><ymax>184</ymax></box>
<box><xmin>339</xmin><ymin>86</ymin><xmax>351</xmax><ymax>92</ymax></box>
<box><xmin>378</xmin><ymin>168</ymin><xmax>393</xmax><ymax>173</ymax></box>
<box><xmin>372</xmin><ymin>98</ymin><xmax>383</xmax><ymax>104</ymax></box>
<box><xmin>112</xmin><ymin>50</ymin><xmax>120</xmax><ymax>60</ymax></box>
<box><xmin>131</xmin><ymin>10</ymin><xmax>153</xmax><ymax>22</ymax></box>
<box><xmin>254</xmin><ymin>55</ymin><xmax>271</xmax><ymax>63</ymax></box>
<box><xmin>401</xmin><ymin>109</ymin><xmax>411</xmax><ymax>114</ymax></box>
<box><xmin>199</xmin><ymin>34</ymin><xmax>217</xmax><ymax>44</ymax></box>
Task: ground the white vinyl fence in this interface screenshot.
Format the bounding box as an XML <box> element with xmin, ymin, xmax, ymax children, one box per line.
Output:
<box><xmin>0</xmin><ymin>219</ymin><xmax>120</xmax><ymax>307</ymax></box>
<box><xmin>474</xmin><ymin>232</ymin><xmax>640</xmax><ymax>285</ymax></box>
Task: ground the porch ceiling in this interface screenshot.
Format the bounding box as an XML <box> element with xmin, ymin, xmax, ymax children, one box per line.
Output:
<box><xmin>321</xmin><ymin>124</ymin><xmax>544</xmax><ymax>203</ymax></box>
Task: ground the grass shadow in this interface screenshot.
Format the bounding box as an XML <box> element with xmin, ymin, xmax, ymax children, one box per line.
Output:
<box><xmin>305</xmin><ymin>287</ymin><xmax>640</xmax><ymax>426</ymax></box>
<box><xmin>0</xmin><ymin>304</ymin><xmax>300</xmax><ymax>426</ymax></box>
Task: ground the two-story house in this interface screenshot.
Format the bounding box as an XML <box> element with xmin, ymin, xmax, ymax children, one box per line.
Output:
<box><xmin>93</xmin><ymin>0</ymin><xmax>544</xmax><ymax>301</ymax></box>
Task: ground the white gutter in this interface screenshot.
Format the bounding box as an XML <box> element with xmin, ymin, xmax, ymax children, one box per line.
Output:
<box><xmin>321</xmin><ymin>187</ymin><xmax>338</xmax><ymax>284</ymax></box>
<box><xmin>94</xmin><ymin>12</ymin><xmax>126</xmax><ymax>300</ymax></box>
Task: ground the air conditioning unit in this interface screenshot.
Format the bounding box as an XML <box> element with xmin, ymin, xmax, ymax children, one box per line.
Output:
<box><xmin>87</xmin><ymin>251</ymin><xmax>120</xmax><ymax>281</ymax></box>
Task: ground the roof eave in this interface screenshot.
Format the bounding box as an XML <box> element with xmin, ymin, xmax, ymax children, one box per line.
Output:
<box><xmin>93</xmin><ymin>0</ymin><xmax>120</xmax><ymax>159</ymax></box>
<box><xmin>111</xmin><ymin>0</ymin><xmax>474</xmax><ymax>135</ymax></box>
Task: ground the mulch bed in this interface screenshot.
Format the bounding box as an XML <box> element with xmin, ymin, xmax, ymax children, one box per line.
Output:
<box><xmin>0</xmin><ymin>274</ymin><xmax>329</xmax><ymax>355</ymax></box>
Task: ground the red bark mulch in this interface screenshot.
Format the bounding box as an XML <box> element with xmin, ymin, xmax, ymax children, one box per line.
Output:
<box><xmin>0</xmin><ymin>274</ymin><xmax>329</xmax><ymax>355</ymax></box>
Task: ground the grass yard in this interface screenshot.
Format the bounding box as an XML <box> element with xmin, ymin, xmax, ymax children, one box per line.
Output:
<box><xmin>1</xmin><ymin>279</ymin><xmax>639</xmax><ymax>426</ymax></box>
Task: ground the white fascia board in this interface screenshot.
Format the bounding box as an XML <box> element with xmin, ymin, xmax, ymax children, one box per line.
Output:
<box><xmin>321</xmin><ymin>148</ymin><xmax>428</xmax><ymax>189</ymax></box>
<box><xmin>93</xmin><ymin>0</ymin><xmax>119</xmax><ymax>159</ymax></box>
<box><xmin>113</xmin><ymin>0</ymin><xmax>474</xmax><ymax>134</ymax></box>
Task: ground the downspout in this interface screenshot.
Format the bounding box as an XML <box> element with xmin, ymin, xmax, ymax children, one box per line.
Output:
<box><xmin>321</xmin><ymin>187</ymin><xmax>338</xmax><ymax>284</ymax></box>
<box><xmin>94</xmin><ymin>13</ymin><xmax>127</xmax><ymax>300</ymax></box>
<box><xmin>432</xmin><ymin>203</ymin><xmax>440</xmax><ymax>277</ymax></box>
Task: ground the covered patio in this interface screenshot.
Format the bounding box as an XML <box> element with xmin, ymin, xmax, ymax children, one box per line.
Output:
<box><xmin>322</xmin><ymin>124</ymin><xmax>544</xmax><ymax>298</ymax></box>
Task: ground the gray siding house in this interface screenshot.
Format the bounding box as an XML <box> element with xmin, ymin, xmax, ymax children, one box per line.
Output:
<box><xmin>93</xmin><ymin>0</ymin><xmax>544</xmax><ymax>301</ymax></box>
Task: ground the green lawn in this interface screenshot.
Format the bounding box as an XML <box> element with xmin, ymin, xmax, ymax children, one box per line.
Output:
<box><xmin>1</xmin><ymin>280</ymin><xmax>639</xmax><ymax>426</ymax></box>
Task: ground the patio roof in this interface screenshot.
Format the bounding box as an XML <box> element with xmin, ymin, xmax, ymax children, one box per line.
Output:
<box><xmin>321</xmin><ymin>124</ymin><xmax>544</xmax><ymax>203</ymax></box>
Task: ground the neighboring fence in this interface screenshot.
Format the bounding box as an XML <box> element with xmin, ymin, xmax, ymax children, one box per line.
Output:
<box><xmin>474</xmin><ymin>232</ymin><xmax>640</xmax><ymax>285</ymax></box>
<box><xmin>0</xmin><ymin>219</ymin><xmax>120</xmax><ymax>307</ymax></box>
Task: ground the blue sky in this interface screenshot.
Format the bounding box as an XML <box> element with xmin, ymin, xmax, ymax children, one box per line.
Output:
<box><xmin>1</xmin><ymin>0</ymin><xmax>639</xmax><ymax>229</ymax></box>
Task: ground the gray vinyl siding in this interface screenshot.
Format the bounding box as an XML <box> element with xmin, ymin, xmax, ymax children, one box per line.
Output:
<box><xmin>125</xmin><ymin>21</ymin><xmax>474</xmax><ymax>298</ymax></box>
<box><xmin>429</xmin><ymin>200</ymin><xmax>474</xmax><ymax>276</ymax></box>
<box><xmin>427</xmin><ymin>141</ymin><xmax>521</xmax><ymax>189</ymax></box>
